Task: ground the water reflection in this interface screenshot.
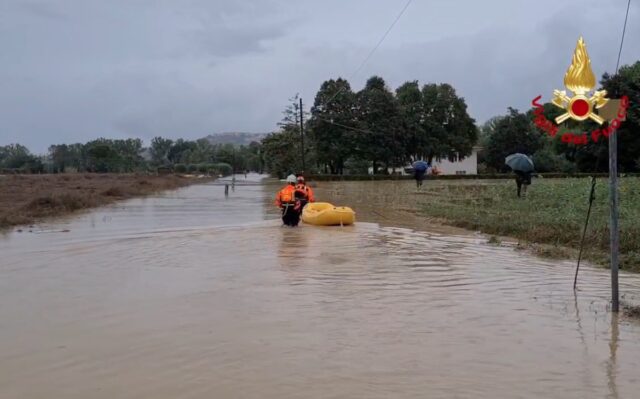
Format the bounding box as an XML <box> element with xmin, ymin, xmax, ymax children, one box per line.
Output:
<box><xmin>607</xmin><ymin>313</ymin><xmax>620</xmax><ymax>399</ymax></box>
<box><xmin>278</xmin><ymin>226</ymin><xmax>310</xmax><ymax>269</ymax></box>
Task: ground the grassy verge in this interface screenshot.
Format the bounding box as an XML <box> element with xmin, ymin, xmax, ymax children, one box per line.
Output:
<box><xmin>0</xmin><ymin>173</ymin><xmax>212</xmax><ymax>229</ymax></box>
<box><xmin>307</xmin><ymin>173</ymin><xmax>638</xmax><ymax>181</ymax></box>
<box><xmin>418</xmin><ymin>177</ymin><xmax>640</xmax><ymax>272</ymax></box>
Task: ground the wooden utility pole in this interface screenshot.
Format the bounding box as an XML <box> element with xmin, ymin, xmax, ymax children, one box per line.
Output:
<box><xmin>609</xmin><ymin>128</ymin><xmax>620</xmax><ymax>312</ymax></box>
<box><xmin>299</xmin><ymin>97</ymin><xmax>306</xmax><ymax>172</ymax></box>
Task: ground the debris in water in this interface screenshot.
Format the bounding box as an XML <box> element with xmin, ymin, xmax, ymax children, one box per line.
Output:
<box><xmin>623</xmin><ymin>302</ymin><xmax>640</xmax><ymax>319</ymax></box>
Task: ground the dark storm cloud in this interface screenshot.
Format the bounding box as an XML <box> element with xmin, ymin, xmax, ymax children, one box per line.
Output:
<box><xmin>0</xmin><ymin>0</ymin><xmax>638</xmax><ymax>153</ymax></box>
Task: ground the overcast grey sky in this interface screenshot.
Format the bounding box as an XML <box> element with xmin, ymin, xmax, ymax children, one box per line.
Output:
<box><xmin>1</xmin><ymin>0</ymin><xmax>638</xmax><ymax>153</ymax></box>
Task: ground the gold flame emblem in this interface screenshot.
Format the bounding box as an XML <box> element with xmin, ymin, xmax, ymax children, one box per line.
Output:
<box><xmin>552</xmin><ymin>37</ymin><xmax>608</xmax><ymax>124</ymax></box>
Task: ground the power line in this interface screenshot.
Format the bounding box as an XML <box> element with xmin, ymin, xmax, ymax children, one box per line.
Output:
<box><xmin>314</xmin><ymin>115</ymin><xmax>377</xmax><ymax>136</ymax></box>
<box><xmin>615</xmin><ymin>0</ymin><xmax>632</xmax><ymax>74</ymax></box>
<box><xmin>347</xmin><ymin>0</ymin><xmax>413</xmax><ymax>81</ymax></box>
<box><xmin>310</xmin><ymin>0</ymin><xmax>413</xmax><ymax>138</ymax></box>
<box><xmin>320</xmin><ymin>0</ymin><xmax>413</xmax><ymax>109</ymax></box>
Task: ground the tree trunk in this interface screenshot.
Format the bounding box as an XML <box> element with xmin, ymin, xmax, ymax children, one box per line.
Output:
<box><xmin>329</xmin><ymin>162</ymin><xmax>336</xmax><ymax>174</ymax></box>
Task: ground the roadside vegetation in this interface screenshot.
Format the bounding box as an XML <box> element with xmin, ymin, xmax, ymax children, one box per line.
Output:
<box><xmin>418</xmin><ymin>177</ymin><xmax>640</xmax><ymax>272</ymax></box>
<box><xmin>0</xmin><ymin>138</ymin><xmax>262</xmax><ymax>176</ymax></box>
<box><xmin>0</xmin><ymin>174</ymin><xmax>209</xmax><ymax>229</ymax></box>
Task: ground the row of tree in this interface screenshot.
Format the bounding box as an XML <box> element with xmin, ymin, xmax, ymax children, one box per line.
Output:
<box><xmin>48</xmin><ymin>138</ymin><xmax>145</xmax><ymax>173</ymax></box>
<box><xmin>2</xmin><ymin>137</ymin><xmax>264</xmax><ymax>175</ymax></box>
<box><xmin>263</xmin><ymin>76</ymin><xmax>478</xmax><ymax>177</ymax></box>
<box><xmin>264</xmin><ymin>61</ymin><xmax>639</xmax><ymax>177</ymax></box>
<box><xmin>0</xmin><ymin>144</ymin><xmax>45</xmax><ymax>173</ymax></box>
<box><xmin>3</xmin><ymin>61</ymin><xmax>637</xmax><ymax>177</ymax></box>
<box><xmin>145</xmin><ymin>137</ymin><xmax>262</xmax><ymax>173</ymax></box>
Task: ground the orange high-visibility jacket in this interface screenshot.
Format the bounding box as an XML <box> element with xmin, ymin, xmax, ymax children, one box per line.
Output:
<box><xmin>275</xmin><ymin>185</ymin><xmax>297</xmax><ymax>207</ymax></box>
<box><xmin>295</xmin><ymin>183</ymin><xmax>315</xmax><ymax>202</ymax></box>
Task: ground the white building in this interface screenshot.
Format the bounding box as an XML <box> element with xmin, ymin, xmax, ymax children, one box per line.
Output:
<box><xmin>431</xmin><ymin>146</ymin><xmax>481</xmax><ymax>175</ymax></box>
<box><xmin>367</xmin><ymin>146</ymin><xmax>481</xmax><ymax>176</ymax></box>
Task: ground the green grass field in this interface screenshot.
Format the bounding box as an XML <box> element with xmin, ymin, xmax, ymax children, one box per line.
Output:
<box><xmin>419</xmin><ymin>177</ymin><xmax>640</xmax><ymax>272</ymax></box>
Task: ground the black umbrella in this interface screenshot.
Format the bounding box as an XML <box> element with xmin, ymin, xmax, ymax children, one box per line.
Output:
<box><xmin>505</xmin><ymin>153</ymin><xmax>534</xmax><ymax>172</ymax></box>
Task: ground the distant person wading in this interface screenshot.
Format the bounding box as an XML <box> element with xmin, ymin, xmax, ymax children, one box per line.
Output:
<box><xmin>412</xmin><ymin>160</ymin><xmax>430</xmax><ymax>189</ymax></box>
<box><xmin>505</xmin><ymin>153</ymin><xmax>536</xmax><ymax>198</ymax></box>
<box><xmin>514</xmin><ymin>171</ymin><xmax>533</xmax><ymax>197</ymax></box>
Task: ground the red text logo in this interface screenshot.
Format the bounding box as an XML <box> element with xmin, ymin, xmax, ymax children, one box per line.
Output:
<box><xmin>531</xmin><ymin>95</ymin><xmax>629</xmax><ymax>145</ymax></box>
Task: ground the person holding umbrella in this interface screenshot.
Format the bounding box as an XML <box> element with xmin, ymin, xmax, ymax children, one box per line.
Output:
<box><xmin>412</xmin><ymin>160</ymin><xmax>430</xmax><ymax>189</ymax></box>
<box><xmin>505</xmin><ymin>153</ymin><xmax>535</xmax><ymax>198</ymax></box>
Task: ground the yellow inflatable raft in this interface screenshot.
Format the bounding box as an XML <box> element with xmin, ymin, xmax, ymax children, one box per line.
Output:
<box><xmin>302</xmin><ymin>202</ymin><xmax>356</xmax><ymax>226</ymax></box>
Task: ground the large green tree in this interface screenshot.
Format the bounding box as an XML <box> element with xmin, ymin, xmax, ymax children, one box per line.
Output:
<box><xmin>48</xmin><ymin>144</ymin><xmax>71</xmax><ymax>173</ymax></box>
<box><xmin>422</xmin><ymin>83</ymin><xmax>478</xmax><ymax>164</ymax></box>
<box><xmin>308</xmin><ymin>78</ymin><xmax>357</xmax><ymax>174</ymax></box>
<box><xmin>278</xmin><ymin>93</ymin><xmax>310</xmax><ymax>172</ymax></box>
<box><xmin>261</xmin><ymin>127</ymin><xmax>301</xmax><ymax>178</ymax></box>
<box><xmin>0</xmin><ymin>144</ymin><xmax>43</xmax><ymax>172</ymax></box>
<box><xmin>167</xmin><ymin>139</ymin><xmax>198</xmax><ymax>164</ymax></box>
<box><xmin>485</xmin><ymin>107</ymin><xmax>543</xmax><ymax>171</ymax></box>
<box><xmin>242</xmin><ymin>141</ymin><xmax>264</xmax><ymax>173</ymax></box>
<box><xmin>84</xmin><ymin>139</ymin><xmax>120</xmax><ymax>172</ymax></box>
<box><xmin>112</xmin><ymin>138</ymin><xmax>143</xmax><ymax>172</ymax></box>
<box><xmin>354</xmin><ymin>76</ymin><xmax>403</xmax><ymax>173</ymax></box>
<box><xmin>601</xmin><ymin>61</ymin><xmax>640</xmax><ymax>172</ymax></box>
<box><xmin>150</xmin><ymin>137</ymin><xmax>173</xmax><ymax>166</ymax></box>
<box><xmin>396</xmin><ymin>81</ymin><xmax>426</xmax><ymax>161</ymax></box>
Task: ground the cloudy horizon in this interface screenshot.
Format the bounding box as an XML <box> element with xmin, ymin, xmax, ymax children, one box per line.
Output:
<box><xmin>1</xmin><ymin>0</ymin><xmax>638</xmax><ymax>153</ymax></box>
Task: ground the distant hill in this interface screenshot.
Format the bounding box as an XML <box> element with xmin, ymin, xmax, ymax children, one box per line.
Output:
<box><xmin>204</xmin><ymin>132</ymin><xmax>268</xmax><ymax>146</ymax></box>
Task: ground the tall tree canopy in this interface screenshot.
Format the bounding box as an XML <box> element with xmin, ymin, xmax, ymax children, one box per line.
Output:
<box><xmin>396</xmin><ymin>81</ymin><xmax>425</xmax><ymax>161</ymax></box>
<box><xmin>150</xmin><ymin>137</ymin><xmax>173</xmax><ymax>166</ymax></box>
<box><xmin>354</xmin><ymin>76</ymin><xmax>404</xmax><ymax>172</ymax></box>
<box><xmin>422</xmin><ymin>83</ymin><xmax>478</xmax><ymax>163</ymax></box>
<box><xmin>308</xmin><ymin>78</ymin><xmax>356</xmax><ymax>174</ymax></box>
<box><xmin>485</xmin><ymin>107</ymin><xmax>543</xmax><ymax>171</ymax></box>
<box><xmin>286</xmin><ymin>77</ymin><xmax>480</xmax><ymax>175</ymax></box>
<box><xmin>601</xmin><ymin>61</ymin><xmax>640</xmax><ymax>172</ymax></box>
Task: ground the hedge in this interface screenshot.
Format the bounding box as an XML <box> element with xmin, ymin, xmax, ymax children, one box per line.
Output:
<box><xmin>305</xmin><ymin>173</ymin><xmax>638</xmax><ymax>181</ymax></box>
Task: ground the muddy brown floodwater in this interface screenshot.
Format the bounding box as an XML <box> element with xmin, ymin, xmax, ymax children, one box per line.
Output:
<box><xmin>2</xmin><ymin>176</ymin><xmax>640</xmax><ymax>398</ymax></box>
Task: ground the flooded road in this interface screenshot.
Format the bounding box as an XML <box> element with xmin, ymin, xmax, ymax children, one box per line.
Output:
<box><xmin>2</xmin><ymin>176</ymin><xmax>640</xmax><ymax>398</ymax></box>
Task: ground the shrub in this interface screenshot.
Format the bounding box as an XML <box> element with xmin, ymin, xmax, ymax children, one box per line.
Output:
<box><xmin>25</xmin><ymin>194</ymin><xmax>90</xmax><ymax>212</ymax></box>
<box><xmin>212</xmin><ymin>163</ymin><xmax>232</xmax><ymax>176</ymax></box>
<box><xmin>103</xmin><ymin>187</ymin><xmax>124</xmax><ymax>197</ymax></box>
<box><xmin>343</xmin><ymin>158</ymin><xmax>370</xmax><ymax>175</ymax></box>
<box><xmin>533</xmin><ymin>148</ymin><xmax>577</xmax><ymax>174</ymax></box>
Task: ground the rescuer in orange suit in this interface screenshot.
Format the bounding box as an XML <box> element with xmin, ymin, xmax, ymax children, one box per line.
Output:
<box><xmin>275</xmin><ymin>174</ymin><xmax>305</xmax><ymax>226</ymax></box>
<box><xmin>295</xmin><ymin>175</ymin><xmax>314</xmax><ymax>206</ymax></box>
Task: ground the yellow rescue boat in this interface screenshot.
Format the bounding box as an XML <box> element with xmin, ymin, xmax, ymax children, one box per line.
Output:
<box><xmin>302</xmin><ymin>202</ymin><xmax>356</xmax><ymax>226</ymax></box>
